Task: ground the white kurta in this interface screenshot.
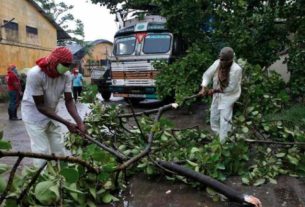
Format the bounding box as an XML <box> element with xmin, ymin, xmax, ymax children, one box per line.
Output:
<box><xmin>201</xmin><ymin>59</ymin><xmax>242</xmax><ymax>142</ymax></box>
<box><xmin>21</xmin><ymin>66</ymin><xmax>72</xmax><ymax>166</ymax></box>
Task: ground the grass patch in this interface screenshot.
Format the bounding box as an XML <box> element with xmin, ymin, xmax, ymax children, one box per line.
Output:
<box><xmin>265</xmin><ymin>104</ymin><xmax>305</xmax><ymax>124</ymax></box>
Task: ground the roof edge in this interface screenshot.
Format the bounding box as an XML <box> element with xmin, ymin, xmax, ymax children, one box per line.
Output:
<box><xmin>26</xmin><ymin>0</ymin><xmax>71</xmax><ymax>40</ymax></box>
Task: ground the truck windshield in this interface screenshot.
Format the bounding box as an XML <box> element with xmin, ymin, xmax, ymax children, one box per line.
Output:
<box><xmin>114</xmin><ymin>36</ymin><xmax>136</xmax><ymax>55</ymax></box>
<box><xmin>143</xmin><ymin>34</ymin><xmax>171</xmax><ymax>54</ymax></box>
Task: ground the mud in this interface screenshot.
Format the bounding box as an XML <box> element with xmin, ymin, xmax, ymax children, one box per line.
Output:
<box><xmin>1</xmin><ymin>97</ymin><xmax>305</xmax><ymax>207</ymax></box>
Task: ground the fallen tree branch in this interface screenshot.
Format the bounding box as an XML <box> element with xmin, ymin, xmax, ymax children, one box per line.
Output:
<box><xmin>118</xmin><ymin>94</ymin><xmax>200</xmax><ymax>118</ymax></box>
<box><xmin>118</xmin><ymin>108</ymin><xmax>161</xmax><ymax>118</ymax></box>
<box><xmin>80</xmin><ymin>133</ymin><xmax>127</xmax><ymax>161</ymax></box>
<box><xmin>127</xmin><ymin>99</ymin><xmax>147</xmax><ymax>142</ymax></box>
<box><xmin>171</xmin><ymin>125</ymin><xmax>200</xmax><ymax>132</ymax></box>
<box><xmin>0</xmin><ymin>156</ymin><xmax>23</xmax><ymax>205</ymax></box>
<box><xmin>245</xmin><ymin>139</ymin><xmax>305</xmax><ymax>146</ymax></box>
<box><xmin>0</xmin><ymin>151</ymin><xmax>99</xmax><ymax>173</ymax></box>
<box><xmin>157</xmin><ymin>161</ymin><xmax>261</xmax><ymax>207</ymax></box>
<box><xmin>117</xmin><ymin>103</ymin><xmax>176</xmax><ymax>171</ymax></box>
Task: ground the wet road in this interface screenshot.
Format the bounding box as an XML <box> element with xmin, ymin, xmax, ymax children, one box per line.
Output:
<box><xmin>1</xmin><ymin>95</ymin><xmax>305</xmax><ymax>207</ymax></box>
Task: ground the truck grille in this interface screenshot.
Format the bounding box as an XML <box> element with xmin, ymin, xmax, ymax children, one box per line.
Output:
<box><xmin>111</xmin><ymin>61</ymin><xmax>153</xmax><ymax>71</ymax></box>
<box><xmin>112</xmin><ymin>71</ymin><xmax>158</xmax><ymax>79</ymax></box>
<box><xmin>125</xmin><ymin>80</ymin><xmax>155</xmax><ymax>86</ymax></box>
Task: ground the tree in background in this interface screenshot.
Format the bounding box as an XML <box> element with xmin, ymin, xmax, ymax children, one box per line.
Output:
<box><xmin>90</xmin><ymin>0</ymin><xmax>305</xmax><ymax>101</ymax></box>
<box><xmin>34</xmin><ymin>0</ymin><xmax>85</xmax><ymax>45</ymax></box>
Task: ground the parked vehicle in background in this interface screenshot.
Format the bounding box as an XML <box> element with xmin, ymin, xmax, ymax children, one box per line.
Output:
<box><xmin>109</xmin><ymin>14</ymin><xmax>185</xmax><ymax>103</ymax></box>
<box><xmin>90</xmin><ymin>62</ymin><xmax>112</xmax><ymax>101</ymax></box>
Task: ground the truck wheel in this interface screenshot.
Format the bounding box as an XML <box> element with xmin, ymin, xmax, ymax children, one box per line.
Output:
<box><xmin>101</xmin><ymin>91</ymin><xmax>111</xmax><ymax>101</ymax></box>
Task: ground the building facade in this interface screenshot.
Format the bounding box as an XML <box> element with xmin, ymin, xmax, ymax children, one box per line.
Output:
<box><xmin>0</xmin><ymin>0</ymin><xmax>69</xmax><ymax>75</ymax></box>
<box><xmin>69</xmin><ymin>39</ymin><xmax>113</xmax><ymax>77</ymax></box>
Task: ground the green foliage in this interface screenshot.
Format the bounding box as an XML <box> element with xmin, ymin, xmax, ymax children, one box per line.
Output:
<box><xmin>79</xmin><ymin>83</ymin><xmax>99</xmax><ymax>103</ymax></box>
<box><xmin>90</xmin><ymin>0</ymin><xmax>304</xmax><ymax>104</ymax></box>
<box><xmin>1</xmin><ymin>82</ymin><xmax>305</xmax><ymax>205</ymax></box>
<box><xmin>34</xmin><ymin>0</ymin><xmax>85</xmax><ymax>44</ymax></box>
<box><xmin>3</xmin><ymin>0</ymin><xmax>305</xmax><ymax>203</ymax></box>
<box><xmin>155</xmin><ymin>46</ymin><xmax>213</xmax><ymax>102</ymax></box>
<box><xmin>238</xmin><ymin>63</ymin><xmax>289</xmax><ymax>116</ymax></box>
<box><xmin>0</xmin><ymin>131</ymin><xmax>12</xmax><ymax>150</ymax></box>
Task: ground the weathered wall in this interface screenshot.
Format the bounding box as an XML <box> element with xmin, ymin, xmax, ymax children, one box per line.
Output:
<box><xmin>82</xmin><ymin>43</ymin><xmax>113</xmax><ymax>76</ymax></box>
<box><xmin>0</xmin><ymin>0</ymin><xmax>57</xmax><ymax>75</ymax></box>
<box><xmin>268</xmin><ymin>54</ymin><xmax>290</xmax><ymax>83</ymax></box>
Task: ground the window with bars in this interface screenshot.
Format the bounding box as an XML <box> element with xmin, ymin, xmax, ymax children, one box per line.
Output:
<box><xmin>3</xmin><ymin>20</ymin><xmax>19</xmax><ymax>42</ymax></box>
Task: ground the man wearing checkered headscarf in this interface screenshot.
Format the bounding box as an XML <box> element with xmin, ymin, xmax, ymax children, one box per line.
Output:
<box><xmin>21</xmin><ymin>47</ymin><xmax>86</xmax><ymax>167</ymax></box>
<box><xmin>36</xmin><ymin>47</ymin><xmax>73</xmax><ymax>78</ymax></box>
<box><xmin>198</xmin><ymin>47</ymin><xmax>242</xmax><ymax>143</ymax></box>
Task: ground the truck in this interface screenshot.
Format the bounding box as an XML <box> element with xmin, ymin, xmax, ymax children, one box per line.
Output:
<box><xmin>108</xmin><ymin>14</ymin><xmax>184</xmax><ymax>103</ymax></box>
<box><xmin>90</xmin><ymin>61</ymin><xmax>112</xmax><ymax>101</ymax></box>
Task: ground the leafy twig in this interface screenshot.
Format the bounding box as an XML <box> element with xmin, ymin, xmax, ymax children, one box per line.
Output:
<box><xmin>0</xmin><ymin>156</ymin><xmax>23</xmax><ymax>205</ymax></box>
<box><xmin>117</xmin><ymin>104</ymin><xmax>175</xmax><ymax>170</ymax></box>
<box><xmin>17</xmin><ymin>162</ymin><xmax>47</xmax><ymax>204</ymax></box>
<box><xmin>81</xmin><ymin>133</ymin><xmax>127</xmax><ymax>161</ymax></box>
<box><xmin>127</xmin><ymin>99</ymin><xmax>147</xmax><ymax>141</ymax></box>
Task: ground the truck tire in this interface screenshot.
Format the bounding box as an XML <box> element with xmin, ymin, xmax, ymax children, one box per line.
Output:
<box><xmin>101</xmin><ymin>91</ymin><xmax>111</xmax><ymax>101</ymax></box>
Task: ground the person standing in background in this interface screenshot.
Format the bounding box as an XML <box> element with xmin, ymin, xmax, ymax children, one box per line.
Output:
<box><xmin>6</xmin><ymin>64</ymin><xmax>22</xmax><ymax>120</ymax></box>
<box><xmin>72</xmin><ymin>67</ymin><xmax>83</xmax><ymax>102</ymax></box>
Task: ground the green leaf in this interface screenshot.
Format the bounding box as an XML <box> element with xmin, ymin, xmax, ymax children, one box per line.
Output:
<box><xmin>3</xmin><ymin>198</ymin><xmax>17</xmax><ymax>207</ymax></box>
<box><xmin>268</xmin><ymin>178</ymin><xmax>277</xmax><ymax>184</ymax></box>
<box><xmin>137</xmin><ymin>162</ymin><xmax>147</xmax><ymax>168</ymax></box>
<box><xmin>118</xmin><ymin>145</ymin><xmax>126</xmax><ymax>151</ymax></box>
<box><xmin>0</xmin><ymin>177</ymin><xmax>7</xmax><ymax>193</ymax></box>
<box><xmin>0</xmin><ymin>140</ymin><xmax>12</xmax><ymax>150</ymax></box>
<box><xmin>92</xmin><ymin>150</ymin><xmax>106</xmax><ymax>162</ymax></box>
<box><xmin>87</xmin><ymin>200</ymin><xmax>97</xmax><ymax>207</ymax></box>
<box><xmin>34</xmin><ymin>181</ymin><xmax>58</xmax><ymax>205</ymax></box>
<box><xmin>103</xmin><ymin>163</ymin><xmax>116</xmax><ymax>172</ymax></box>
<box><xmin>242</xmin><ymin>126</ymin><xmax>249</xmax><ymax>133</ymax></box>
<box><xmin>102</xmin><ymin>193</ymin><xmax>113</xmax><ymax>203</ymax></box>
<box><xmin>160</xmin><ymin>134</ymin><xmax>168</xmax><ymax>142</ymax></box>
<box><xmin>0</xmin><ymin>164</ymin><xmax>9</xmax><ymax>174</ymax></box>
<box><xmin>253</xmin><ymin>178</ymin><xmax>265</xmax><ymax>186</ymax></box>
<box><xmin>103</xmin><ymin>181</ymin><xmax>112</xmax><ymax>189</ymax></box>
<box><xmin>64</xmin><ymin>183</ymin><xmax>84</xmax><ymax>194</ymax></box>
<box><xmin>146</xmin><ymin>166</ymin><xmax>154</xmax><ymax>175</ymax></box>
<box><xmin>98</xmin><ymin>171</ymin><xmax>110</xmax><ymax>182</ymax></box>
<box><xmin>190</xmin><ymin>147</ymin><xmax>200</xmax><ymax>154</ymax></box>
<box><xmin>287</xmin><ymin>155</ymin><xmax>299</xmax><ymax>165</ymax></box>
<box><xmin>89</xmin><ymin>187</ymin><xmax>96</xmax><ymax>199</ymax></box>
<box><xmin>216</xmin><ymin>163</ymin><xmax>225</xmax><ymax>170</ymax></box>
<box><xmin>60</xmin><ymin>168</ymin><xmax>79</xmax><ymax>183</ymax></box>
<box><xmin>186</xmin><ymin>160</ymin><xmax>198</xmax><ymax>167</ymax></box>
<box><xmin>242</xmin><ymin>177</ymin><xmax>250</xmax><ymax>185</ymax></box>
<box><xmin>275</xmin><ymin>153</ymin><xmax>286</xmax><ymax>158</ymax></box>
<box><xmin>49</xmin><ymin>185</ymin><xmax>60</xmax><ymax>199</ymax></box>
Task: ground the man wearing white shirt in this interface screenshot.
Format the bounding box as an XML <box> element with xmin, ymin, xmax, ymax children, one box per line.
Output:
<box><xmin>21</xmin><ymin>47</ymin><xmax>86</xmax><ymax>167</ymax></box>
<box><xmin>198</xmin><ymin>47</ymin><xmax>242</xmax><ymax>143</ymax></box>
